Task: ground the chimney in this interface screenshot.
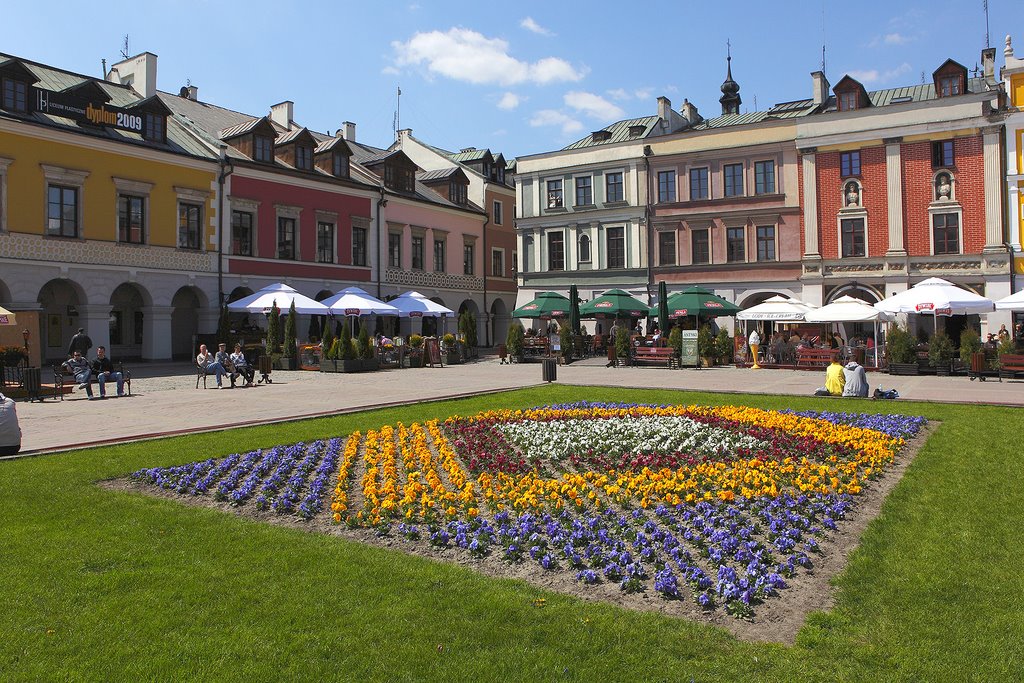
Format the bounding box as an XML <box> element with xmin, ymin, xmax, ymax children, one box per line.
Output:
<box><xmin>982</xmin><ymin>47</ymin><xmax>996</xmax><ymax>81</ymax></box>
<box><xmin>186</xmin><ymin>85</ymin><xmax>198</xmax><ymax>101</ymax></box>
<box><xmin>340</xmin><ymin>121</ymin><xmax>356</xmax><ymax>141</ymax></box>
<box><xmin>107</xmin><ymin>51</ymin><xmax>158</xmax><ymax>99</ymax></box>
<box><xmin>681</xmin><ymin>99</ymin><xmax>702</xmax><ymax>125</ymax></box>
<box><xmin>270</xmin><ymin>101</ymin><xmax>294</xmax><ymax>130</ymax></box>
<box><xmin>811</xmin><ymin>71</ymin><xmax>830</xmax><ymax>107</ymax></box>
<box><xmin>656</xmin><ymin>95</ymin><xmax>687</xmax><ymax>134</ymax></box>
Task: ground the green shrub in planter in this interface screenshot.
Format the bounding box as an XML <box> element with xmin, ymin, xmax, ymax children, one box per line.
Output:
<box><xmin>697</xmin><ymin>325</ymin><xmax>715</xmax><ymax>363</ymax></box>
<box><xmin>442</xmin><ymin>333</ymin><xmax>456</xmax><ymax>348</ymax></box>
<box><xmin>283</xmin><ymin>301</ymin><xmax>298</xmax><ymax>361</ymax></box>
<box><xmin>409</xmin><ymin>334</ymin><xmax>423</xmax><ymax>349</ymax></box>
<box><xmin>265</xmin><ymin>301</ymin><xmax>281</xmax><ymax>354</ymax></box>
<box><xmin>614</xmin><ymin>325</ymin><xmax>631</xmax><ymax>363</ymax></box>
<box><xmin>559</xmin><ymin>323</ymin><xmax>573</xmax><ymax>361</ymax></box>
<box><xmin>505</xmin><ymin>323</ymin><xmax>524</xmax><ymax>358</ymax></box>
<box><xmin>928</xmin><ymin>332</ymin><xmax>954</xmax><ymax>369</ymax></box>
<box><xmin>339</xmin><ymin>324</ymin><xmax>355</xmax><ymax>361</ymax></box>
<box><xmin>714</xmin><ymin>328</ymin><xmax>733</xmax><ymax>365</ymax></box>
<box><xmin>959</xmin><ymin>327</ymin><xmax>981</xmax><ymax>362</ymax></box>
<box><xmin>667</xmin><ymin>327</ymin><xmax>682</xmax><ymax>358</ymax></box>
<box><xmin>357</xmin><ymin>322</ymin><xmax>372</xmax><ymax>360</ymax></box>
<box><xmin>886</xmin><ymin>324</ymin><xmax>917</xmax><ymax>364</ymax></box>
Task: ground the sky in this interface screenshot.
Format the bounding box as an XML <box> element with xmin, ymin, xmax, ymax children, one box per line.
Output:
<box><xmin>4</xmin><ymin>1</ymin><xmax>1017</xmax><ymax>160</ymax></box>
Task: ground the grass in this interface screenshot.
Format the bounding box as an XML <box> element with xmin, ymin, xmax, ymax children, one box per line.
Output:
<box><xmin>1</xmin><ymin>385</ymin><xmax>1022</xmax><ymax>681</ymax></box>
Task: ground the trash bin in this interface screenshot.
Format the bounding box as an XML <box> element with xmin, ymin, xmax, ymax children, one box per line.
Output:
<box><xmin>257</xmin><ymin>355</ymin><xmax>273</xmax><ymax>384</ymax></box>
<box><xmin>22</xmin><ymin>366</ymin><xmax>42</xmax><ymax>402</ymax></box>
<box><xmin>542</xmin><ymin>358</ymin><xmax>557</xmax><ymax>382</ymax></box>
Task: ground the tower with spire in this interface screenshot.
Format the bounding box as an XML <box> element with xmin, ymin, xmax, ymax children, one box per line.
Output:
<box><xmin>719</xmin><ymin>42</ymin><xmax>741</xmax><ymax>115</ymax></box>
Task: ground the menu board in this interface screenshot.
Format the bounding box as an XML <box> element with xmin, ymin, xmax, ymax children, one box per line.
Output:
<box><xmin>680</xmin><ymin>330</ymin><xmax>699</xmax><ymax>367</ymax></box>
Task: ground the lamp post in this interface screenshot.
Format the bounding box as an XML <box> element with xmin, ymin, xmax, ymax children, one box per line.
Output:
<box><xmin>22</xmin><ymin>328</ymin><xmax>29</xmax><ymax>352</ymax></box>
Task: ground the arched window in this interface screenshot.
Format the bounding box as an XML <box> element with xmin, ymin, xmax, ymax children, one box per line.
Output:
<box><xmin>578</xmin><ymin>234</ymin><xmax>591</xmax><ymax>262</ymax></box>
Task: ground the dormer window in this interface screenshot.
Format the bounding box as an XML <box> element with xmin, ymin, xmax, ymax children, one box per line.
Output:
<box><xmin>450</xmin><ymin>182</ymin><xmax>467</xmax><ymax>205</ymax></box>
<box><xmin>938</xmin><ymin>76</ymin><xmax>961</xmax><ymax>97</ymax></box>
<box><xmin>384</xmin><ymin>163</ymin><xmax>415</xmax><ymax>192</ymax></box>
<box><xmin>833</xmin><ymin>76</ymin><xmax>870</xmax><ymax>112</ymax></box>
<box><xmin>295</xmin><ymin>145</ymin><xmax>312</xmax><ymax>170</ymax></box>
<box><xmin>332</xmin><ymin>152</ymin><xmax>349</xmax><ymax>177</ymax></box>
<box><xmin>143</xmin><ymin>113</ymin><xmax>165</xmax><ymax>143</ymax></box>
<box><xmin>932</xmin><ymin>59</ymin><xmax>968</xmax><ymax>99</ymax></box>
<box><xmin>254</xmin><ymin>135</ymin><xmax>273</xmax><ymax>163</ymax></box>
<box><xmin>838</xmin><ymin>91</ymin><xmax>858</xmax><ymax>111</ymax></box>
<box><xmin>2</xmin><ymin>77</ymin><xmax>28</xmax><ymax>113</ymax></box>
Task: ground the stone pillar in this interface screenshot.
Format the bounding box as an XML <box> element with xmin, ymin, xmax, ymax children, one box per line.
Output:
<box><xmin>800</xmin><ymin>151</ymin><xmax>820</xmax><ymax>257</ymax></box>
<box><xmin>77</xmin><ymin>304</ymin><xmax>113</xmax><ymax>356</ymax></box>
<box><xmin>141</xmin><ymin>305</ymin><xmax>173</xmax><ymax>360</ymax></box>
<box><xmin>983</xmin><ymin>126</ymin><xmax>1006</xmax><ymax>252</ymax></box>
<box><xmin>885</xmin><ymin>140</ymin><xmax>907</xmax><ymax>256</ymax></box>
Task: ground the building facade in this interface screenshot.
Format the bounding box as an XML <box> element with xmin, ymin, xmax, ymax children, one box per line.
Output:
<box><xmin>1002</xmin><ymin>33</ymin><xmax>1024</xmax><ymax>295</ymax></box>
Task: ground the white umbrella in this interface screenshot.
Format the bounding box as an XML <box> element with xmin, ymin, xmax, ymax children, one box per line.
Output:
<box><xmin>390</xmin><ymin>291</ymin><xmax>455</xmax><ymax>318</ymax></box>
<box><xmin>804</xmin><ymin>295</ymin><xmax>893</xmax><ymax>366</ymax></box>
<box><xmin>994</xmin><ymin>289</ymin><xmax>1024</xmax><ymax>311</ymax></box>
<box><xmin>322</xmin><ymin>287</ymin><xmax>399</xmax><ymax>316</ymax></box>
<box><xmin>227</xmin><ymin>283</ymin><xmax>329</xmax><ymax>315</ymax></box>
<box><xmin>0</xmin><ymin>305</ymin><xmax>16</xmax><ymax>326</ymax></box>
<box><xmin>874</xmin><ymin>277</ymin><xmax>994</xmax><ymax>333</ymax></box>
<box><xmin>736</xmin><ymin>295</ymin><xmax>815</xmax><ymax>321</ymax></box>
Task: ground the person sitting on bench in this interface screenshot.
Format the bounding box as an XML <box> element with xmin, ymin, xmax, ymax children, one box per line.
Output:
<box><xmin>62</xmin><ymin>350</ymin><xmax>95</xmax><ymax>399</ymax></box>
<box><xmin>196</xmin><ymin>344</ymin><xmax>228</xmax><ymax>388</ymax></box>
<box><xmin>91</xmin><ymin>346</ymin><xmax>125</xmax><ymax>398</ymax></box>
<box><xmin>230</xmin><ymin>343</ymin><xmax>255</xmax><ymax>387</ymax></box>
<box><xmin>214</xmin><ymin>342</ymin><xmax>239</xmax><ymax>387</ymax></box>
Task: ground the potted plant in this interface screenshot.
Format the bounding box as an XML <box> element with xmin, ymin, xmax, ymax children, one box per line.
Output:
<box><xmin>0</xmin><ymin>345</ymin><xmax>27</xmax><ymax>368</ymax></box>
<box><xmin>697</xmin><ymin>325</ymin><xmax>715</xmax><ymax>367</ymax></box>
<box><xmin>353</xmin><ymin>322</ymin><xmax>377</xmax><ymax>371</ymax></box>
<box><xmin>408</xmin><ymin>333</ymin><xmax>424</xmax><ymax>368</ymax></box>
<box><xmin>320</xmin><ymin>325</ymin><xmax>336</xmax><ymax>372</ymax></box>
<box><xmin>714</xmin><ymin>327</ymin><xmax>733</xmax><ymax>366</ymax></box>
<box><xmin>276</xmin><ymin>301</ymin><xmax>298</xmax><ymax>371</ymax></box>
<box><xmin>886</xmin><ymin>323</ymin><xmax>918</xmax><ymax>375</ymax></box>
<box><xmin>928</xmin><ymin>331</ymin><xmax>954</xmax><ymax>376</ymax></box>
<box><xmin>505</xmin><ymin>323</ymin><xmax>524</xmax><ymax>363</ymax></box>
<box><xmin>459</xmin><ymin>311</ymin><xmax>477</xmax><ymax>360</ymax></box>
<box><xmin>320</xmin><ymin>338</ymin><xmax>340</xmax><ymax>372</ymax></box>
<box><xmin>614</xmin><ymin>325</ymin><xmax>631</xmax><ymax>366</ymax></box>
<box><xmin>265</xmin><ymin>300</ymin><xmax>281</xmax><ymax>364</ymax></box>
<box><xmin>559</xmin><ymin>323</ymin><xmax>573</xmax><ymax>364</ymax></box>
<box><xmin>338</xmin><ymin>323</ymin><xmax>359</xmax><ymax>372</ymax></box>
<box><xmin>441</xmin><ymin>333</ymin><xmax>459</xmax><ymax>365</ymax></box>
<box><xmin>668</xmin><ymin>326</ymin><xmax>682</xmax><ymax>360</ymax></box>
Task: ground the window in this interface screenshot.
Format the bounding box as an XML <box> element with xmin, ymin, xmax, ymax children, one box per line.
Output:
<box><xmin>433</xmin><ymin>238</ymin><xmax>446</xmax><ymax>272</ymax></box>
<box><xmin>658</xmin><ymin>231</ymin><xmax>676</xmax><ymax>266</ymax></box>
<box><xmin>276</xmin><ymin>217</ymin><xmax>296</xmax><ymax>259</ymax></box>
<box><xmin>933</xmin><ymin>213</ymin><xmax>960</xmax><ymax>254</ymax></box>
<box><xmin>756</xmin><ymin>225</ymin><xmax>776</xmax><ymax>261</ymax></box>
<box><xmin>316</xmin><ymin>222</ymin><xmax>335</xmax><ymax>263</ymax></box>
<box><xmin>840</xmin><ymin>151</ymin><xmax>861</xmax><ymax>177</ymax></box>
<box><xmin>491</xmin><ymin>249</ymin><xmax>504</xmax><ymax>277</ymax></box>
<box><xmin>388</xmin><ymin>232</ymin><xmax>402</xmax><ymax>267</ymax></box>
<box><xmin>841</xmin><ymin>218</ymin><xmax>865</xmax><ymax>257</ymax></box>
<box><xmin>254</xmin><ymin>135</ymin><xmax>273</xmax><ymax>163</ymax></box>
<box><xmin>231</xmin><ymin>210</ymin><xmax>253</xmax><ymax>256</ymax></box>
<box><xmin>47</xmin><ymin>185</ymin><xmax>79</xmax><ymax>237</ymax></box>
<box><xmin>296</xmin><ymin>145</ymin><xmax>312</xmax><ymax>171</ymax></box>
<box><xmin>578</xmin><ymin>233</ymin><xmax>591</xmax><ymax>262</ymax></box>
<box><xmin>691</xmin><ymin>229</ymin><xmax>710</xmax><ymax>264</ymax></box>
<box><xmin>333</xmin><ymin>152</ymin><xmax>349</xmax><ymax>177</ymax></box>
<box><xmin>547</xmin><ymin>232</ymin><xmax>564</xmax><ymax>271</ymax></box>
<box><xmin>754</xmin><ymin>161</ymin><xmax>775</xmax><ymax>195</ymax></box>
<box><xmin>932</xmin><ymin>140</ymin><xmax>954</xmax><ymax>168</ymax></box>
<box><xmin>449</xmin><ymin>182</ymin><xmax>467</xmax><ymax>205</ymax></box>
<box><xmin>606</xmin><ymin>227</ymin><xmax>625</xmax><ymax>269</ymax></box>
<box><xmin>838</xmin><ymin>91</ymin><xmax>858</xmax><ymax>112</ymax></box>
<box><xmin>463</xmin><ymin>244</ymin><xmax>474</xmax><ymax>275</ymax></box>
<box><xmin>143</xmin><ymin>113</ymin><xmax>165</xmax><ymax>143</ymax></box>
<box><xmin>726</xmin><ymin>227</ymin><xmax>745</xmax><ymax>262</ymax></box>
<box><xmin>1</xmin><ymin>77</ymin><xmax>27</xmax><ymax>113</ymax></box>
<box><xmin>689</xmin><ymin>168</ymin><xmax>709</xmax><ymax>200</ymax></box>
<box><xmin>546</xmin><ymin>179</ymin><xmax>563</xmax><ymax>208</ymax></box>
<box><xmin>178</xmin><ymin>203</ymin><xmax>202</xmax><ymax>249</ymax></box>
<box><xmin>118</xmin><ymin>195</ymin><xmax>145</xmax><ymax>244</ymax></box>
<box><xmin>352</xmin><ymin>226</ymin><xmax>368</xmax><ymax>266</ymax></box>
<box><xmin>411</xmin><ymin>235</ymin><xmax>424</xmax><ymax>270</ymax></box>
<box><xmin>385</xmin><ymin>164</ymin><xmax>415</xmax><ymax>192</ymax></box>
<box><xmin>938</xmin><ymin>75</ymin><xmax>961</xmax><ymax>97</ymax></box>
<box><xmin>605</xmin><ymin>172</ymin><xmax>624</xmax><ymax>202</ymax></box>
<box><xmin>575</xmin><ymin>176</ymin><xmax>593</xmax><ymax>206</ymax></box>
<box><xmin>493</xmin><ymin>200</ymin><xmax>503</xmax><ymax>225</ymax></box>
<box><xmin>657</xmin><ymin>170</ymin><xmax>676</xmax><ymax>203</ymax></box>
<box><xmin>723</xmin><ymin>164</ymin><xmax>744</xmax><ymax>197</ymax></box>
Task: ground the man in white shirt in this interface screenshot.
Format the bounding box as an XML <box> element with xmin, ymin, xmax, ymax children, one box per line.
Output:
<box><xmin>0</xmin><ymin>391</ymin><xmax>22</xmax><ymax>455</ymax></box>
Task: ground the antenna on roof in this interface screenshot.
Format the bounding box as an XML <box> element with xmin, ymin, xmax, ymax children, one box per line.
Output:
<box><xmin>120</xmin><ymin>35</ymin><xmax>130</xmax><ymax>60</ymax></box>
<box><xmin>101</xmin><ymin>58</ymin><xmax>106</xmax><ymax>78</ymax></box>
<box><xmin>393</xmin><ymin>86</ymin><xmax>402</xmax><ymax>141</ymax></box>
<box><xmin>820</xmin><ymin>3</ymin><xmax>827</xmax><ymax>72</ymax></box>
<box><xmin>983</xmin><ymin>0</ymin><xmax>990</xmax><ymax>48</ymax></box>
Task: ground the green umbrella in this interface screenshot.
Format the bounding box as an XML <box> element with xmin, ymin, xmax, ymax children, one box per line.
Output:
<box><xmin>650</xmin><ymin>286</ymin><xmax>740</xmax><ymax>320</ymax></box>
<box><xmin>657</xmin><ymin>281</ymin><xmax>669</xmax><ymax>334</ymax></box>
<box><xmin>512</xmin><ymin>291</ymin><xmax>570</xmax><ymax>320</ymax></box>
<box><xmin>569</xmin><ymin>284</ymin><xmax>581</xmax><ymax>334</ymax></box>
<box><xmin>579</xmin><ymin>289</ymin><xmax>649</xmax><ymax>320</ymax></box>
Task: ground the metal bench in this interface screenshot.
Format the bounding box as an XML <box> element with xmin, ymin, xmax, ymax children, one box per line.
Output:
<box><xmin>54</xmin><ymin>363</ymin><xmax>131</xmax><ymax>400</ymax></box>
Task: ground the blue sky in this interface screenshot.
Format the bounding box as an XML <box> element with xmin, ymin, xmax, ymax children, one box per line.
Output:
<box><xmin>5</xmin><ymin>1</ymin><xmax>1016</xmax><ymax>159</ymax></box>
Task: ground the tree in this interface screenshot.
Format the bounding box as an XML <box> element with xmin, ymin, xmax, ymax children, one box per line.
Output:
<box><xmin>958</xmin><ymin>327</ymin><xmax>981</xmax><ymax>362</ymax></box>
<box><xmin>459</xmin><ymin>311</ymin><xmax>478</xmax><ymax>348</ymax></box>
<box><xmin>265</xmin><ymin>301</ymin><xmax>281</xmax><ymax>354</ymax></box>
<box><xmin>559</xmin><ymin>322</ymin><xmax>573</xmax><ymax>362</ymax></box>
<box><xmin>357</xmin><ymin>321</ymin><xmax>372</xmax><ymax>360</ymax></box>
<box><xmin>715</xmin><ymin>327</ymin><xmax>733</xmax><ymax>365</ymax></box>
<box><xmin>697</xmin><ymin>325</ymin><xmax>715</xmax><ymax>361</ymax></box>
<box><xmin>615</xmin><ymin>325</ymin><xmax>631</xmax><ymax>363</ymax></box>
<box><xmin>886</xmin><ymin>324</ymin><xmax>916</xmax><ymax>364</ymax></box>
<box><xmin>283</xmin><ymin>301</ymin><xmax>298</xmax><ymax>360</ymax></box>
<box><xmin>321</xmin><ymin>322</ymin><xmax>335</xmax><ymax>358</ymax></box>
<box><xmin>338</xmin><ymin>322</ymin><xmax>354</xmax><ymax>360</ymax></box>
<box><xmin>505</xmin><ymin>322</ymin><xmax>524</xmax><ymax>357</ymax></box>
<box><xmin>668</xmin><ymin>325</ymin><xmax>682</xmax><ymax>358</ymax></box>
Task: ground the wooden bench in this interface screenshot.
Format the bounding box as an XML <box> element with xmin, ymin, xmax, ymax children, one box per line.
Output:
<box><xmin>521</xmin><ymin>337</ymin><xmax>551</xmax><ymax>360</ymax></box>
<box><xmin>53</xmin><ymin>363</ymin><xmax>131</xmax><ymax>400</ymax></box>
<box><xmin>632</xmin><ymin>346</ymin><xmax>678</xmax><ymax>368</ymax></box>
<box><xmin>796</xmin><ymin>347</ymin><xmax>839</xmax><ymax>367</ymax></box>
<box><xmin>998</xmin><ymin>353</ymin><xmax>1024</xmax><ymax>381</ymax></box>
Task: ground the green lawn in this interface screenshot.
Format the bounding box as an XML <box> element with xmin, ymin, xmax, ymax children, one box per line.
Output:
<box><xmin>1</xmin><ymin>386</ymin><xmax>1021</xmax><ymax>681</ymax></box>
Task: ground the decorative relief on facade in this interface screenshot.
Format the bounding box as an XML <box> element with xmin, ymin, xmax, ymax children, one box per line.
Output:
<box><xmin>0</xmin><ymin>232</ymin><xmax>214</xmax><ymax>272</ymax></box>
<box><xmin>385</xmin><ymin>267</ymin><xmax>483</xmax><ymax>291</ymax></box>
<box><xmin>823</xmin><ymin>262</ymin><xmax>885</xmax><ymax>275</ymax></box>
<box><xmin>912</xmin><ymin>260</ymin><xmax>982</xmax><ymax>271</ymax></box>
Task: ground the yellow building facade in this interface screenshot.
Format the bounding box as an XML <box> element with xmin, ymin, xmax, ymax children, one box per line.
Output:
<box><xmin>1004</xmin><ymin>35</ymin><xmax>1024</xmax><ymax>276</ymax></box>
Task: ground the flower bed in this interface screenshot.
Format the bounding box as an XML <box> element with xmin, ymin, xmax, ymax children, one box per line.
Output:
<box><xmin>130</xmin><ymin>403</ymin><xmax>925</xmax><ymax>618</ymax></box>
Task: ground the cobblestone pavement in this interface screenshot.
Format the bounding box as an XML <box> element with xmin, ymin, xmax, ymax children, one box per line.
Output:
<box><xmin>6</xmin><ymin>353</ymin><xmax>1023</xmax><ymax>456</ymax></box>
